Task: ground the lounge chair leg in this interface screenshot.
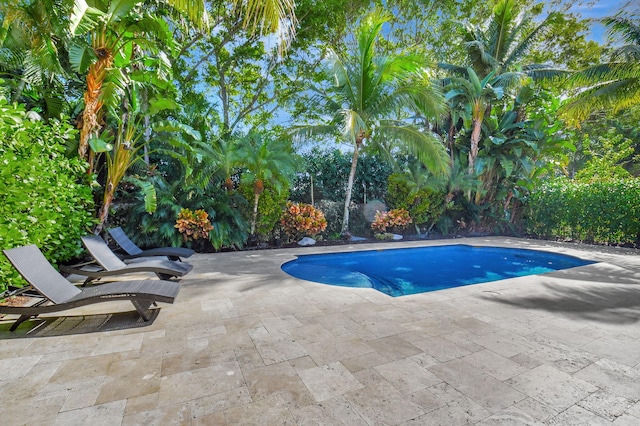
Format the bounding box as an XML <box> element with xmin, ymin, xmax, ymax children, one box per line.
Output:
<box><xmin>131</xmin><ymin>300</ymin><xmax>153</xmax><ymax>321</ymax></box>
<box><xmin>10</xmin><ymin>314</ymin><xmax>34</xmax><ymax>332</ymax></box>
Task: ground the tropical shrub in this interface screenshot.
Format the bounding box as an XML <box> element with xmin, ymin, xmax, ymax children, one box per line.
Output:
<box><xmin>239</xmin><ymin>181</ymin><xmax>290</xmax><ymax>242</ymax></box>
<box><xmin>524</xmin><ymin>178</ymin><xmax>640</xmax><ymax>245</ymax></box>
<box><xmin>175</xmin><ymin>208</ymin><xmax>214</xmax><ymax>241</ymax></box>
<box><xmin>371</xmin><ymin>209</ymin><xmax>413</xmax><ymax>234</ymax></box>
<box><xmin>122</xmin><ymin>177</ymin><xmax>248</xmax><ymax>251</ymax></box>
<box><xmin>0</xmin><ymin>98</ymin><xmax>95</xmax><ymax>292</ymax></box>
<box><xmin>385</xmin><ymin>173</ymin><xmax>446</xmax><ymax>233</ymax></box>
<box><xmin>280</xmin><ymin>202</ymin><xmax>328</xmax><ymax>241</ymax></box>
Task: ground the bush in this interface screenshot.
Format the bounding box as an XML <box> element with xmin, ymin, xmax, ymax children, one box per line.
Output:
<box><xmin>371</xmin><ymin>209</ymin><xmax>412</xmax><ymax>234</ymax></box>
<box><xmin>281</xmin><ymin>202</ymin><xmax>327</xmax><ymax>241</ymax></box>
<box><xmin>0</xmin><ymin>98</ymin><xmax>95</xmax><ymax>292</ymax></box>
<box><xmin>175</xmin><ymin>208</ymin><xmax>214</xmax><ymax>241</ymax></box>
<box><xmin>239</xmin><ymin>182</ymin><xmax>290</xmax><ymax>242</ymax></box>
<box><xmin>524</xmin><ymin>178</ymin><xmax>640</xmax><ymax>245</ymax></box>
<box><xmin>385</xmin><ymin>173</ymin><xmax>445</xmax><ymax>233</ymax></box>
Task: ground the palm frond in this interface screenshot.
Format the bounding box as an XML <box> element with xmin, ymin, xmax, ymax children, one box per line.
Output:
<box><xmin>603</xmin><ymin>15</ymin><xmax>640</xmax><ymax>45</ymax></box>
<box><xmin>503</xmin><ymin>13</ymin><xmax>555</xmax><ymax>71</ymax></box>
<box><xmin>376</xmin><ymin>122</ymin><xmax>450</xmax><ymax>177</ymax></box>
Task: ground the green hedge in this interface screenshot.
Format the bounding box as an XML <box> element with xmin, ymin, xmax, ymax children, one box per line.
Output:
<box><xmin>524</xmin><ymin>179</ymin><xmax>640</xmax><ymax>245</ymax></box>
<box><xmin>0</xmin><ymin>98</ymin><xmax>95</xmax><ymax>292</ymax></box>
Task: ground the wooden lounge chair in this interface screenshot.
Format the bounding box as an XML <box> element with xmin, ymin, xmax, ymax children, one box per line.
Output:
<box><xmin>108</xmin><ymin>227</ymin><xmax>194</xmax><ymax>261</ymax></box>
<box><xmin>59</xmin><ymin>235</ymin><xmax>193</xmax><ymax>283</ymax></box>
<box><xmin>1</xmin><ymin>245</ymin><xmax>181</xmax><ymax>331</ymax></box>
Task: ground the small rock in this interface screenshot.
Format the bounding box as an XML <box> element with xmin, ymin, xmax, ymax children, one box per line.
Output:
<box><xmin>392</xmin><ymin>234</ymin><xmax>403</xmax><ymax>240</ymax></box>
<box><xmin>298</xmin><ymin>237</ymin><xmax>316</xmax><ymax>246</ymax></box>
<box><xmin>350</xmin><ymin>236</ymin><xmax>367</xmax><ymax>242</ymax></box>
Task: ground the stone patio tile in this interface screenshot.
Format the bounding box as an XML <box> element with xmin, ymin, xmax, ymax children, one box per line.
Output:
<box><xmin>121</xmin><ymin>403</ymin><xmax>191</xmax><ymax>426</ymax></box>
<box><xmin>612</xmin><ymin>414</ymin><xmax>640</xmax><ymax>425</ymax></box>
<box><xmin>410</xmin><ymin>352</ymin><xmax>440</xmax><ymax>368</ymax></box>
<box><xmin>124</xmin><ymin>392</ymin><xmax>159</xmax><ymax>416</ymax></box>
<box><xmin>546</xmin><ymin>405</ymin><xmax>610</xmax><ymax>425</ymax></box>
<box><xmin>95</xmin><ymin>356</ymin><xmax>163</xmax><ymax>405</ymax></box>
<box><xmin>353</xmin><ymin>367</ymin><xmax>386</xmax><ymax>387</ymax></box>
<box><xmin>405</xmin><ymin>382</ymin><xmax>492</xmax><ymax>425</ymax></box>
<box><xmin>0</xmin><ymin>354</ymin><xmax>42</xmax><ymax>380</ymax></box>
<box><xmin>374</xmin><ymin>358</ymin><xmax>442</xmax><ymax>395</ymax></box>
<box><xmin>310</xmin><ymin>312</ymin><xmax>377</xmax><ymax>339</ymax></box>
<box><xmin>400</xmin><ymin>316</ymin><xmax>463</xmax><ymax>338</ymax></box>
<box><xmin>248</xmin><ymin>326</ymin><xmax>307</xmax><ymax>365</ymax></box>
<box><xmin>158</xmin><ymin>361</ymin><xmax>244</xmax><ymax>407</ymax></box>
<box><xmin>2</xmin><ymin>394</ymin><xmax>67</xmax><ymax>426</ymax></box>
<box><xmin>441</xmin><ymin>330</ymin><xmax>485</xmax><ymax>353</ymax></box>
<box><xmin>244</xmin><ymin>361</ymin><xmax>315</xmax><ymax>408</ymax></box>
<box><xmin>407</xmin><ymin>387</ymin><xmax>448</xmax><ymax>413</ymax></box>
<box><xmin>475</xmin><ymin>397</ymin><xmax>557</xmax><ymax>425</ymax></box>
<box><xmin>0</xmin><ymin>360</ymin><xmax>62</xmax><ymax>403</ymax></box>
<box><xmin>304</xmin><ymin>337</ymin><xmax>374</xmax><ymax>366</ymax></box>
<box><xmin>413</xmin><ymin>335</ymin><xmax>474</xmax><ymax>362</ymax></box>
<box><xmin>138</xmin><ymin>335</ymin><xmax>187</xmax><ymax>357</ymax></box>
<box><xmin>48</xmin><ymin>353</ymin><xmax>114</xmax><ymax>384</ymax></box>
<box><xmin>297</xmin><ymin>362</ymin><xmax>363</xmax><ymax>402</ymax></box>
<box><xmin>290</xmin><ymin>396</ymin><xmax>368</xmax><ymax>425</ymax></box>
<box><xmin>287</xmin><ymin>355</ymin><xmax>317</xmax><ymax>372</ymax></box>
<box><xmin>535</xmin><ymin>325</ymin><xmax>599</xmax><ymax>348</ymax></box>
<box><xmin>223</xmin><ymin>396</ymin><xmax>296</xmax><ymax>425</ymax></box>
<box><xmin>627</xmin><ymin>400</ymin><xmax>640</xmax><ymax>417</ymax></box>
<box><xmin>341</xmin><ymin>351</ymin><xmax>388</xmax><ymax>373</ymax></box>
<box><xmin>53</xmin><ymin>399</ymin><xmax>127</xmax><ymax>426</ymax></box>
<box><xmin>261</xmin><ymin>314</ymin><xmax>303</xmax><ymax>333</ymax></box>
<box><xmin>461</xmin><ymin>349</ymin><xmax>529</xmax><ymax>381</ymax></box>
<box><xmin>161</xmin><ymin>338</ymin><xmax>213</xmax><ymax>376</ymax></box>
<box><xmin>345</xmin><ymin>381</ymin><xmax>425</xmax><ymax>425</ymax></box>
<box><xmin>467</xmin><ymin>330</ymin><xmax>534</xmax><ymax>358</ymax></box>
<box><xmin>428</xmin><ymin>358</ymin><xmax>526</xmax><ymax>413</ymax></box>
<box><xmin>365</xmin><ymin>335</ymin><xmax>422</xmax><ymax>361</ymax></box>
<box><xmin>91</xmin><ymin>333</ymin><xmax>145</xmax><ymax>357</ymax></box>
<box><xmin>59</xmin><ymin>377</ymin><xmax>106</xmax><ymax>412</ymax></box>
<box><xmin>574</xmin><ymin>358</ymin><xmax>640</xmax><ymax>401</ymax></box>
<box><xmin>187</xmin><ymin>387</ymin><xmax>252</xmax><ymax>419</ymax></box>
<box><xmin>506</xmin><ymin>364</ymin><xmax>599</xmax><ymax>412</ymax></box>
<box><xmin>577</xmin><ymin>389</ymin><xmax>633</xmax><ymax>421</ymax></box>
<box><xmin>288</xmin><ymin>323</ymin><xmax>335</xmax><ymax>345</ymax></box>
<box><xmin>522</xmin><ymin>343</ymin><xmax>600</xmax><ymax>375</ymax></box>
<box><xmin>582</xmin><ymin>334</ymin><xmax>640</xmax><ymax>367</ymax></box>
<box><xmin>453</xmin><ymin>317</ymin><xmax>501</xmax><ymax>335</ymax></box>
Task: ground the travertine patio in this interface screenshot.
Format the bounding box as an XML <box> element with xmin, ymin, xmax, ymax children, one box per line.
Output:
<box><xmin>1</xmin><ymin>237</ymin><xmax>640</xmax><ymax>425</ymax></box>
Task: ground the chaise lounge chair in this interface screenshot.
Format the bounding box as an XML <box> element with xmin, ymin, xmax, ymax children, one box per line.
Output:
<box><xmin>1</xmin><ymin>245</ymin><xmax>181</xmax><ymax>331</ymax></box>
<box><xmin>108</xmin><ymin>227</ymin><xmax>194</xmax><ymax>261</ymax></box>
<box><xmin>59</xmin><ymin>235</ymin><xmax>193</xmax><ymax>284</ymax></box>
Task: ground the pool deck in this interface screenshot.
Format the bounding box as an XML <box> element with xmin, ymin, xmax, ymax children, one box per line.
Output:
<box><xmin>2</xmin><ymin>237</ymin><xmax>640</xmax><ymax>425</ymax></box>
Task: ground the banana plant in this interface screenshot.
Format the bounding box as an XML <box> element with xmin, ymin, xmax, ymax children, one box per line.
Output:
<box><xmin>445</xmin><ymin>67</ymin><xmax>503</xmax><ymax>178</ymax></box>
<box><xmin>68</xmin><ymin>0</ymin><xmax>206</xmax><ymax>171</ymax></box>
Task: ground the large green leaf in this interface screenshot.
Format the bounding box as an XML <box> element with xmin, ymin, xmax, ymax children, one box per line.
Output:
<box><xmin>68</xmin><ymin>42</ymin><xmax>96</xmax><ymax>73</ymax></box>
<box><xmin>70</xmin><ymin>0</ymin><xmax>105</xmax><ymax>36</ymax></box>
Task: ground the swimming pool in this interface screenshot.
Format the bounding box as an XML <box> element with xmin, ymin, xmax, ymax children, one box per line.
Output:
<box><xmin>281</xmin><ymin>244</ymin><xmax>595</xmax><ymax>297</ymax></box>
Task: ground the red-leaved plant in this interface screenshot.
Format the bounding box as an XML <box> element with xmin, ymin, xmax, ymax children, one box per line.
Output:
<box><xmin>175</xmin><ymin>208</ymin><xmax>214</xmax><ymax>241</ymax></box>
<box><xmin>371</xmin><ymin>208</ymin><xmax>412</xmax><ymax>233</ymax></box>
<box><xmin>281</xmin><ymin>201</ymin><xmax>328</xmax><ymax>240</ymax></box>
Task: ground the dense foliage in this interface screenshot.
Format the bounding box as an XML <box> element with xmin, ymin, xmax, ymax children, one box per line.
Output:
<box><xmin>0</xmin><ymin>97</ymin><xmax>95</xmax><ymax>291</ymax></box>
<box><xmin>524</xmin><ymin>179</ymin><xmax>640</xmax><ymax>245</ymax></box>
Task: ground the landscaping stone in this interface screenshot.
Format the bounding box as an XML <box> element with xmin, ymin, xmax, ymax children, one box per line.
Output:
<box><xmin>350</xmin><ymin>236</ymin><xmax>367</xmax><ymax>242</ymax></box>
<box><xmin>392</xmin><ymin>234</ymin><xmax>403</xmax><ymax>240</ymax></box>
<box><xmin>298</xmin><ymin>237</ymin><xmax>316</xmax><ymax>246</ymax></box>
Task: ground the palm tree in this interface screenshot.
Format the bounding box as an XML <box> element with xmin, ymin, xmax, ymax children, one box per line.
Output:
<box><xmin>561</xmin><ymin>13</ymin><xmax>640</xmax><ymax>124</ymax></box>
<box><xmin>240</xmin><ymin>133</ymin><xmax>296</xmax><ymax>236</ymax></box>
<box><xmin>299</xmin><ymin>10</ymin><xmax>449</xmax><ymax>236</ymax></box>
<box><xmin>442</xmin><ymin>0</ymin><xmax>566</xmax><ymax>89</ymax></box>
<box><xmin>69</xmin><ymin>0</ymin><xmax>209</xmax><ymax>169</ymax></box>
<box><xmin>445</xmin><ymin>68</ymin><xmax>503</xmax><ymax>177</ymax></box>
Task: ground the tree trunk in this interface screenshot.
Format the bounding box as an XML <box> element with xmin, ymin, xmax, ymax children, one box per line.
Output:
<box><xmin>468</xmin><ymin>117</ymin><xmax>482</xmax><ymax>175</ymax></box>
<box><xmin>95</xmin><ymin>184</ymin><xmax>114</xmax><ymax>235</ymax></box>
<box><xmin>250</xmin><ymin>192</ymin><xmax>260</xmax><ymax>236</ymax></box>
<box><xmin>341</xmin><ymin>141</ymin><xmax>361</xmax><ymax>236</ymax></box>
<box><xmin>79</xmin><ymin>51</ymin><xmax>113</xmax><ymax>168</ymax></box>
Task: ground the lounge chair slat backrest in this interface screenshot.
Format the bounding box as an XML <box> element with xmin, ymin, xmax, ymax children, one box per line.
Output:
<box><xmin>108</xmin><ymin>227</ymin><xmax>143</xmax><ymax>256</ymax></box>
<box><xmin>81</xmin><ymin>235</ymin><xmax>127</xmax><ymax>271</ymax></box>
<box><xmin>3</xmin><ymin>245</ymin><xmax>82</xmax><ymax>304</ymax></box>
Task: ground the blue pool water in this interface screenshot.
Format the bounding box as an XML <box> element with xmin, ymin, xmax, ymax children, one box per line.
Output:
<box><xmin>281</xmin><ymin>245</ymin><xmax>594</xmax><ymax>297</ymax></box>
